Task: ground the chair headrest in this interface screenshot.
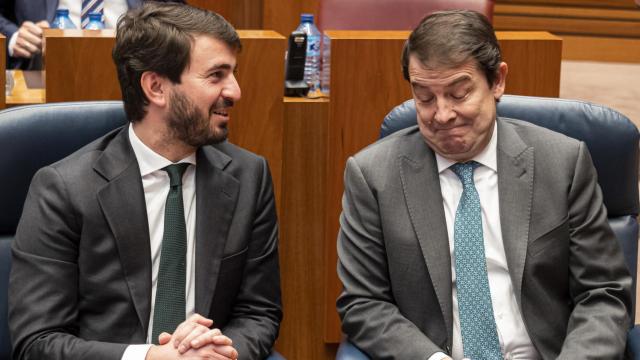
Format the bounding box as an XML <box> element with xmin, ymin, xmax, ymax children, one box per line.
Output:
<box><xmin>381</xmin><ymin>95</ymin><xmax>639</xmax><ymax>216</ymax></box>
<box><xmin>0</xmin><ymin>102</ymin><xmax>127</xmax><ymax>234</ymax></box>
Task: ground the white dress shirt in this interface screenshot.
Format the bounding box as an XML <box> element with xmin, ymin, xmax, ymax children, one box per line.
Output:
<box><xmin>8</xmin><ymin>0</ymin><xmax>128</xmax><ymax>56</ymax></box>
<box><xmin>121</xmin><ymin>124</ymin><xmax>197</xmax><ymax>360</ymax></box>
<box><xmin>58</xmin><ymin>0</ymin><xmax>129</xmax><ymax>28</ymax></box>
<box><xmin>428</xmin><ymin>123</ymin><xmax>539</xmax><ymax>360</ymax></box>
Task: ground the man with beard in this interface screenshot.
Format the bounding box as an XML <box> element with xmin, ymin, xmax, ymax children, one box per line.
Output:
<box><xmin>8</xmin><ymin>3</ymin><xmax>281</xmax><ymax>360</ymax></box>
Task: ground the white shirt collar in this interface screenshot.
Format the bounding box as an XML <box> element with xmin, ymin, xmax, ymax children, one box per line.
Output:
<box><xmin>128</xmin><ymin>124</ymin><xmax>197</xmax><ymax>177</ymax></box>
<box><xmin>435</xmin><ymin>120</ymin><xmax>498</xmax><ymax>173</ymax></box>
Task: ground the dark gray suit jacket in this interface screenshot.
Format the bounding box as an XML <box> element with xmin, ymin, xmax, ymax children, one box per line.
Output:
<box><xmin>337</xmin><ymin>118</ymin><xmax>632</xmax><ymax>359</ymax></box>
<box><xmin>9</xmin><ymin>127</ymin><xmax>282</xmax><ymax>360</ymax></box>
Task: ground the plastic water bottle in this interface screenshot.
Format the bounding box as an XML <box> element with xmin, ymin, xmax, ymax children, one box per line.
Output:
<box><xmin>321</xmin><ymin>34</ymin><xmax>330</xmax><ymax>95</ymax></box>
<box><xmin>51</xmin><ymin>9</ymin><xmax>76</xmax><ymax>29</ymax></box>
<box><xmin>85</xmin><ymin>13</ymin><xmax>105</xmax><ymax>30</ymax></box>
<box><xmin>295</xmin><ymin>14</ymin><xmax>321</xmax><ymax>94</ymax></box>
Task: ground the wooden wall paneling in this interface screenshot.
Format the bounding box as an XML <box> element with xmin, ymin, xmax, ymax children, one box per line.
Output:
<box><xmin>189</xmin><ymin>0</ymin><xmax>232</xmax><ymax>22</ymax></box>
<box><xmin>495</xmin><ymin>13</ymin><xmax>640</xmax><ymax>38</ymax></box>
<box><xmin>229</xmin><ymin>30</ymin><xmax>286</xmax><ymax>205</ymax></box>
<box><xmin>494</xmin><ymin>0</ymin><xmax>640</xmax><ymax>62</ymax></box>
<box><xmin>190</xmin><ymin>0</ymin><xmax>263</xmax><ymax>29</ymax></box>
<box><xmin>277</xmin><ymin>97</ymin><xmax>336</xmax><ymax>360</ymax></box>
<box><xmin>0</xmin><ymin>35</ymin><xmax>5</xmax><ymax>109</ymax></box>
<box><xmin>562</xmin><ymin>35</ymin><xmax>640</xmax><ymax>62</ymax></box>
<box><xmin>497</xmin><ymin>0</ymin><xmax>636</xmax><ymax>9</ymax></box>
<box><xmin>235</xmin><ymin>0</ymin><xmax>264</xmax><ymax>29</ymax></box>
<box><xmin>497</xmin><ymin>4</ymin><xmax>640</xmax><ymax>20</ymax></box>
<box><xmin>43</xmin><ymin>29</ymin><xmax>120</xmax><ymax>102</ymax></box>
<box><xmin>323</xmin><ymin>30</ymin><xmax>413</xmax><ymax>344</ymax></box>
<box><xmin>498</xmin><ymin>32</ymin><xmax>562</xmax><ymax>97</ymax></box>
<box><xmin>263</xmin><ymin>0</ymin><xmax>321</xmax><ymax>40</ymax></box>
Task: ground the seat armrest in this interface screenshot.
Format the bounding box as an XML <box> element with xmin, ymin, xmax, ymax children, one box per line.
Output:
<box><xmin>336</xmin><ymin>340</ymin><xmax>370</xmax><ymax>360</ymax></box>
<box><xmin>266</xmin><ymin>350</ymin><xmax>286</xmax><ymax>360</ymax></box>
<box><xmin>628</xmin><ymin>325</ymin><xmax>640</xmax><ymax>359</ymax></box>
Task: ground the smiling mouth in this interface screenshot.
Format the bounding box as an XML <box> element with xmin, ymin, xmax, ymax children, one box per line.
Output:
<box><xmin>212</xmin><ymin>109</ymin><xmax>229</xmax><ymax>117</ymax></box>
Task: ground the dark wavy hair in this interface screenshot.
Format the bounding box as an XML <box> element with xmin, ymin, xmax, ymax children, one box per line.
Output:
<box><xmin>112</xmin><ymin>2</ymin><xmax>241</xmax><ymax>122</ymax></box>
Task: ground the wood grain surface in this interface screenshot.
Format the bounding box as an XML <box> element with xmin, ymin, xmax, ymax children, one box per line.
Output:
<box><xmin>277</xmin><ymin>97</ymin><xmax>338</xmax><ymax>359</ymax></box>
<box><xmin>494</xmin><ymin>0</ymin><xmax>640</xmax><ymax>62</ymax></box>
<box><xmin>43</xmin><ymin>29</ymin><xmax>120</xmax><ymax>103</ymax></box>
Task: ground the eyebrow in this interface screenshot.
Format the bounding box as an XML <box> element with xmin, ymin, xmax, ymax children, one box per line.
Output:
<box><xmin>206</xmin><ymin>63</ymin><xmax>237</xmax><ymax>74</ymax></box>
<box><xmin>410</xmin><ymin>74</ymin><xmax>472</xmax><ymax>89</ymax></box>
<box><xmin>447</xmin><ymin>75</ymin><xmax>472</xmax><ymax>88</ymax></box>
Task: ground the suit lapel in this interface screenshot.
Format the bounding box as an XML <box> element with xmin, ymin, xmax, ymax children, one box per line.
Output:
<box><xmin>496</xmin><ymin>119</ymin><xmax>534</xmax><ymax>307</ymax></box>
<box><xmin>94</xmin><ymin>128</ymin><xmax>152</xmax><ymax>335</ymax></box>
<box><xmin>398</xmin><ymin>132</ymin><xmax>453</xmax><ymax>339</ymax></box>
<box><xmin>194</xmin><ymin>145</ymin><xmax>240</xmax><ymax>315</ymax></box>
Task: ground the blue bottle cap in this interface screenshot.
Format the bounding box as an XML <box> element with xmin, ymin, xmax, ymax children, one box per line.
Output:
<box><xmin>56</xmin><ymin>9</ymin><xmax>70</xmax><ymax>16</ymax></box>
<box><xmin>89</xmin><ymin>12</ymin><xmax>102</xmax><ymax>21</ymax></box>
<box><xmin>300</xmin><ymin>13</ymin><xmax>314</xmax><ymax>23</ymax></box>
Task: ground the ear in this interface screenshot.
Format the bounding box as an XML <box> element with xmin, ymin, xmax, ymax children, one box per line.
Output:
<box><xmin>492</xmin><ymin>62</ymin><xmax>508</xmax><ymax>100</ymax></box>
<box><xmin>140</xmin><ymin>71</ymin><xmax>170</xmax><ymax>107</ymax></box>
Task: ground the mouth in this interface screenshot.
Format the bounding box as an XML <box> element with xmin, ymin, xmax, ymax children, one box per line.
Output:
<box><xmin>431</xmin><ymin>125</ymin><xmax>470</xmax><ymax>140</ymax></box>
<box><xmin>211</xmin><ymin>108</ymin><xmax>231</xmax><ymax>119</ymax></box>
<box><xmin>212</xmin><ymin>109</ymin><xmax>229</xmax><ymax>117</ymax></box>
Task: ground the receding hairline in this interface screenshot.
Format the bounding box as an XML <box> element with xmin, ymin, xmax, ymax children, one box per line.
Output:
<box><xmin>407</xmin><ymin>53</ymin><xmax>486</xmax><ymax>81</ymax></box>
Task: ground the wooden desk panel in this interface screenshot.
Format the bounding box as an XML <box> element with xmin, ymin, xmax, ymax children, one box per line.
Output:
<box><xmin>6</xmin><ymin>71</ymin><xmax>45</xmax><ymax>105</ymax></box>
<box><xmin>43</xmin><ymin>29</ymin><xmax>120</xmax><ymax>103</ymax></box>
<box><xmin>499</xmin><ymin>32</ymin><xmax>562</xmax><ymax>97</ymax></box>
<box><xmin>323</xmin><ymin>30</ymin><xmax>413</xmax><ymax>343</ymax></box>
<box><xmin>320</xmin><ymin>30</ymin><xmax>563</xmax><ymax>343</ymax></box>
<box><xmin>229</xmin><ymin>30</ymin><xmax>286</xmax><ymax>205</ymax></box>
<box><xmin>277</xmin><ymin>97</ymin><xmax>337</xmax><ymax>359</ymax></box>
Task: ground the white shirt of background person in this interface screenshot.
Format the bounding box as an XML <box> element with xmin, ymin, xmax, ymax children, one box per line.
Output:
<box><xmin>8</xmin><ymin>0</ymin><xmax>127</xmax><ymax>57</ymax></box>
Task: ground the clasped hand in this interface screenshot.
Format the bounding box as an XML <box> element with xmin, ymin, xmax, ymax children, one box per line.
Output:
<box><xmin>12</xmin><ymin>21</ymin><xmax>49</xmax><ymax>59</ymax></box>
<box><xmin>147</xmin><ymin>314</ymin><xmax>238</xmax><ymax>360</ymax></box>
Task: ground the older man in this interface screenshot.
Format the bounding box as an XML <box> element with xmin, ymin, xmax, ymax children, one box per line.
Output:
<box><xmin>336</xmin><ymin>10</ymin><xmax>631</xmax><ymax>360</ymax></box>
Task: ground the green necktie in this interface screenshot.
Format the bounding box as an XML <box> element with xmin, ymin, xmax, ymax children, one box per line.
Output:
<box><xmin>151</xmin><ymin>163</ymin><xmax>190</xmax><ymax>344</ymax></box>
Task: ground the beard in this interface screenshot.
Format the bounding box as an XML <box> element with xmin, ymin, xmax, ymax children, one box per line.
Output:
<box><xmin>166</xmin><ymin>89</ymin><xmax>231</xmax><ymax>148</ymax></box>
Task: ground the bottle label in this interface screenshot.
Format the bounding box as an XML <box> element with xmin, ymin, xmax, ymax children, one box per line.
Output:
<box><xmin>307</xmin><ymin>36</ymin><xmax>320</xmax><ymax>56</ymax></box>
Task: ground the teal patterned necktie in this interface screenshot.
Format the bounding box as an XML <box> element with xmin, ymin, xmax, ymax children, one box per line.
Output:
<box><xmin>151</xmin><ymin>163</ymin><xmax>189</xmax><ymax>344</ymax></box>
<box><xmin>451</xmin><ymin>162</ymin><xmax>502</xmax><ymax>360</ymax></box>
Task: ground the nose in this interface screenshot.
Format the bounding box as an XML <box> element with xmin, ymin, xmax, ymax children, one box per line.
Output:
<box><xmin>223</xmin><ymin>74</ymin><xmax>242</xmax><ymax>102</ymax></box>
<box><xmin>433</xmin><ymin>98</ymin><xmax>456</xmax><ymax>125</ymax></box>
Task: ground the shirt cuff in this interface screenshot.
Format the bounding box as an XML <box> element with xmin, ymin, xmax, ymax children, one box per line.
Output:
<box><xmin>428</xmin><ymin>352</ymin><xmax>450</xmax><ymax>360</ymax></box>
<box><xmin>8</xmin><ymin>31</ymin><xmax>18</xmax><ymax>57</ymax></box>
<box><xmin>121</xmin><ymin>344</ymin><xmax>153</xmax><ymax>360</ymax></box>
